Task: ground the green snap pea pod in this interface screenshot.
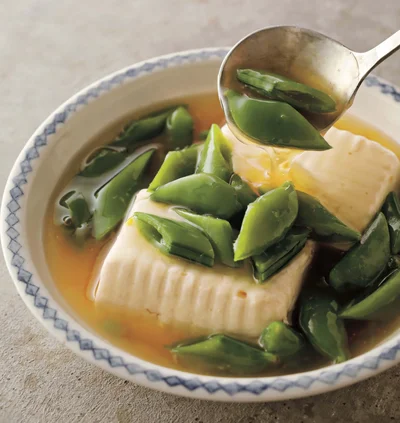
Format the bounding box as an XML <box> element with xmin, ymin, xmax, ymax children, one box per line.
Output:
<box><xmin>259</xmin><ymin>321</ymin><xmax>305</xmax><ymax>357</ymax></box>
<box><xmin>148</xmin><ymin>144</ymin><xmax>200</xmax><ymax>191</ymax></box>
<box><xmin>329</xmin><ymin>213</ymin><xmax>390</xmax><ymax>293</ymax></box>
<box><xmin>299</xmin><ymin>286</ymin><xmax>350</xmax><ymax>364</ymax></box>
<box><xmin>296</xmin><ymin>190</ymin><xmax>361</xmax><ymax>242</ymax></box>
<box><xmin>230</xmin><ymin>174</ymin><xmax>258</xmax><ymax>207</ymax></box>
<box><xmin>134</xmin><ymin>212</ymin><xmax>214</xmax><ymax>267</ymax></box>
<box><xmin>175</xmin><ymin>208</ymin><xmax>236</xmax><ymax>267</ymax></box>
<box><xmin>234</xmin><ymin>181</ymin><xmax>298</xmax><ymax>261</ymax></box>
<box><xmin>93</xmin><ymin>149</ymin><xmax>155</xmax><ymax>239</ymax></box>
<box><xmin>382</xmin><ymin>192</ymin><xmax>400</xmax><ymax>254</ymax></box>
<box><xmin>344</xmin><ymin>255</ymin><xmax>400</xmax><ymax>306</ymax></box>
<box><xmin>169</xmin><ymin>334</ymin><xmax>278</xmax><ymax>375</ymax></box>
<box><xmin>251</xmin><ymin>227</ymin><xmax>310</xmax><ymax>282</ymax></box>
<box><xmin>198</xmin><ymin>129</ymin><xmax>209</xmax><ymax>140</ymax></box>
<box><xmin>79</xmin><ymin>148</ymin><xmax>126</xmax><ymax>177</ymax></box>
<box><xmin>196</xmin><ymin>124</ymin><xmax>233</xmax><ymax>182</ymax></box>
<box><xmin>65</xmin><ymin>192</ymin><xmax>91</xmax><ymax>228</ymax></box>
<box><xmin>112</xmin><ymin>106</ymin><xmax>180</xmax><ymax>147</ymax></box>
<box><xmin>388</xmin><ymin>255</ymin><xmax>400</xmax><ymax>271</ymax></box>
<box><xmin>225</xmin><ymin>90</ymin><xmax>331</xmax><ymax>151</ymax></box>
<box><xmin>166</xmin><ymin>106</ymin><xmax>194</xmax><ymax>150</ymax></box>
<box><xmin>340</xmin><ymin>268</ymin><xmax>400</xmax><ymax>320</ymax></box>
<box><xmin>237</xmin><ymin>69</ymin><xmax>336</xmax><ymax>114</ymax></box>
<box><xmin>150</xmin><ymin>173</ymin><xmax>241</xmax><ymax>219</ymax></box>
<box><xmin>59</xmin><ymin>190</ymin><xmax>76</xmax><ymax>208</ymax></box>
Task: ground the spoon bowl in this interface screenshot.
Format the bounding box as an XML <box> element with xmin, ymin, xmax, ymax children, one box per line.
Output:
<box><xmin>219</xmin><ymin>26</ymin><xmax>400</xmax><ymax>134</ymax></box>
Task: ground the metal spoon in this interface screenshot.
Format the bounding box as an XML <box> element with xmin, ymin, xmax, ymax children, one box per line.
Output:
<box><xmin>218</xmin><ymin>26</ymin><xmax>400</xmax><ymax>136</ymax></box>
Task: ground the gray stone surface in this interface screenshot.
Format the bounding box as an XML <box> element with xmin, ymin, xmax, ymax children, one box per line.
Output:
<box><xmin>1</xmin><ymin>1</ymin><xmax>399</xmax><ymax>422</ymax></box>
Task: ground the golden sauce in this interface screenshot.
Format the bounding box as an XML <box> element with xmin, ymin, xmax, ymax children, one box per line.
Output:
<box><xmin>44</xmin><ymin>92</ymin><xmax>400</xmax><ymax>376</ymax></box>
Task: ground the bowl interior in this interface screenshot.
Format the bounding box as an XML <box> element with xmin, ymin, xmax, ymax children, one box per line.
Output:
<box><xmin>4</xmin><ymin>52</ymin><xmax>400</xmax><ymax>401</ymax></box>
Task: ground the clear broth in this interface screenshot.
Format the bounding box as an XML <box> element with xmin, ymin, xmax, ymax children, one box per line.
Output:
<box><xmin>44</xmin><ymin>92</ymin><xmax>400</xmax><ymax>376</ymax></box>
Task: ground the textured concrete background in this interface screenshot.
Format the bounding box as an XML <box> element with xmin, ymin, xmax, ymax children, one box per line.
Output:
<box><xmin>1</xmin><ymin>1</ymin><xmax>400</xmax><ymax>422</ymax></box>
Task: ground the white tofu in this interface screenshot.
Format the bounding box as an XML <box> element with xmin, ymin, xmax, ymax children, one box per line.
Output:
<box><xmin>290</xmin><ymin>127</ymin><xmax>400</xmax><ymax>232</ymax></box>
<box><xmin>221</xmin><ymin>124</ymin><xmax>302</xmax><ymax>190</ymax></box>
<box><xmin>95</xmin><ymin>190</ymin><xmax>314</xmax><ymax>338</ymax></box>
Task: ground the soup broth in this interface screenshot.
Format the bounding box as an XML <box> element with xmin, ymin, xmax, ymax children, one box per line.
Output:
<box><xmin>44</xmin><ymin>92</ymin><xmax>400</xmax><ymax>376</ymax></box>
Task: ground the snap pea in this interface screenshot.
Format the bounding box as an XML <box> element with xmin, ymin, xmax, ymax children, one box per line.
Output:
<box><xmin>296</xmin><ymin>191</ymin><xmax>361</xmax><ymax>242</ymax></box>
<box><xmin>237</xmin><ymin>69</ymin><xmax>336</xmax><ymax>114</ymax></box>
<box><xmin>251</xmin><ymin>227</ymin><xmax>310</xmax><ymax>282</ymax></box>
<box><xmin>196</xmin><ymin>124</ymin><xmax>232</xmax><ymax>182</ymax></box>
<box><xmin>234</xmin><ymin>181</ymin><xmax>298</xmax><ymax>261</ymax></box>
<box><xmin>230</xmin><ymin>174</ymin><xmax>258</xmax><ymax>207</ymax></box>
<box><xmin>64</xmin><ymin>192</ymin><xmax>91</xmax><ymax>228</ymax></box>
<box><xmin>382</xmin><ymin>191</ymin><xmax>400</xmax><ymax>254</ymax></box>
<box><xmin>93</xmin><ymin>149</ymin><xmax>155</xmax><ymax>239</ymax></box>
<box><xmin>134</xmin><ymin>212</ymin><xmax>214</xmax><ymax>267</ymax></box>
<box><xmin>329</xmin><ymin>213</ymin><xmax>390</xmax><ymax>293</ymax></box>
<box><xmin>198</xmin><ymin>129</ymin><xmax>209</xmax><ymax>140</ymax></box>
<box><xmin>299</xmin><ymin>286</ymin><xmax>350</xmax><ymax>364</ymax></box>
<box><xmin>79</xmin><ymin>148</ymin><xmax>126</xmax><ymax>177</ymax></box>
<box><xmin>150</xmin><ymin>173</ymin><xmax>241</xmax><ymax>219</ymax></box>
<box><xmin>388</xmin><ymin>255</ymin><xmax>400</xmax><ymax>271</ymax></box>
<box><xmin>340</xmin><ymin>268</ymin><xmax>400</xmax><ymax>320</ymax></box>
<box><xmin>259</xmin><ymin>321</ymin><xmax>305</xmax><ymax>357</ymax></box>
<box><xmin>170</xmin><ymin>334</ymin><xmax>278</xmax><ymax>375</ymax></box>
<box><xmin>175</xmin><ymin>208</ymin><xmax>236</xmax><ymax>267</ymax></box>
<box><xmin>148</xmin><ymin>144</ymin><xmax>200</xmax><ymax>191</ymax></box>
<box><xmin>166</xmin><ymin>106</ymin><xmax>194</xmax><ymax>150</ymax></box>
<box><xmin>112</xmin><ymin>106</ymin><xmax>179</xmax><ymax>147</ymax></box>
<box><xmin>225</xmin><ymin>90</ymin><xmax>331</xmax><ymax>150</ymax></box>
<box><xmin>59</xmin><ymin>190</ymin><xmax>76</xmax><ymax>208</ymax></box>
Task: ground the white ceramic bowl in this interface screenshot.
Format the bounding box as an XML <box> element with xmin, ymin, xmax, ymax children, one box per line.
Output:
<box><xmin>2</xmin><ymin>48</ymin><xmax>400</xmax><ymax>402</ymax></box>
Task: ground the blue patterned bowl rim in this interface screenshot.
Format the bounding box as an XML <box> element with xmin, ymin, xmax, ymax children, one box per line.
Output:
<box><xmin>2</xmin><ymin>47</ymin><xmax>400</xmax><ymax>402</ymax></box>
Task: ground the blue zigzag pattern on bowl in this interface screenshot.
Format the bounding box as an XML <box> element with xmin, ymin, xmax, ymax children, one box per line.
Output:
<box><xmin>4</xmin><ymin>50</ymin><xmax>400</xmax><ymax>396</ymax></box>
<box><xmin>365</xmin><ymin>76</ymin><xmax>400</xmax><ymax>102</ymax></box>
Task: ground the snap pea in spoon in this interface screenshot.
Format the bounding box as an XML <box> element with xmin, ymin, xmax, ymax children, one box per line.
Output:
<box><xmin>218</xmin><ymin>26</ymin><xmax>400</xmax><ymax>140</ymax></box>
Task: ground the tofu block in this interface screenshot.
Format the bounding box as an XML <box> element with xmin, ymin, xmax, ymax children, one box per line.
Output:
<box><xmin>95</xmin><ymin>190</ymin><xmax>314</xmax><ymax>338</ymax></box>
<box><xmin>290</xmin><ymin>127</ymin><xmax>400</xmax><ymax>232</ymax></box>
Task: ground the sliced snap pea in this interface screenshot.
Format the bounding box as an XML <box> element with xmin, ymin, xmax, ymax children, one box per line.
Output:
<box><xmin>259</xmin><ymin>321</ymin><xmax>305</xmax><ymax>357</ymax></box>
<box><xmin>251</xmin><ymin>227</ymin><xmax>310</xmax><ymax>282</ymax></box>
<box><xmin>340</xmin><ymin>268</ymin><xmax>400</xmax><ymax>320</ymax></box>
<box><xmin>382</xmin><ymin>191</ymin><xmax>400</xmax><ymax>254</ymax></box>
<box><xmin>59</xmin><ymin>190</ymin><xmax>76</xmax><ymax>208</ymax></box>
<box><xmin>225</xmin><ymin>90</ymin><xmax>331</xmax><ymax>151</ymax></box>
<box><xmin>196</xmin><ymin>124</ymin><xmax>233</xmax><ymax>182</ymax></box>
<box><xmin>93</xmin><ymin>149</ymin><xmax>155</xmax><ymax>239</ymax></box>
<box><xmin>296</xmin><ymin>190</ymin><xmax>361</xmax><ymax>242</ymax></box>
<box><xmin>198</xmin><ymin>129</ymin><xmax>210</xmax><ymax>140</ymax></box>
<box><xmin>148</xmin><ymin>144</ymin><xmax>200</xmax><ymax>191</ymax></box>
<box><xmin>150</xmin><ymin>173</ymin><xmax>241</xmax><ymax>219</ymax></box>
<box><xmin>169</xmin><ymin>334</ymin><xmax>278</xmax><ymax>375</ymax></box>
<box><xmin>230</xmin><ymin>174</ymin><xmax>258</xmax><ymax>208</ymax></box>
<box><xmin>299</xmin><ymin>286</ymin><xmax>350</xmax><ymax>364</ymax></box>
<box><xmin>65</xmin><ymin>192</ymin><xmax>91</xmax><ymax>228</ymax></box>
<box><xmin>329</xmin><ymin>213</ymin><xmax>390</xmax><ymax>293</ymax></box>
<box><xmin>175</xmin><ymin>208</ymin><xmax>236</xmax><ymax>267</ymax></box>
<box><xmin>134</xmin><ymin>212</ymin><xmax>214</xmax><ymax>267</ymax></box>
<box><xmin>166</xmin><ymin>106</ymin><xmax>194</xmax><ymax>150</ymax></box>
<box><xmin>79</xmin><ymin>148</ymin><xmax>126</xmax><ymax>177</ymax></box>
<box><xmin>112</xmin><ymin>106</ymin><xmax>179</xmax><ymax>147</ymax></box>
<box><xmin>234</xmin><ymin>181</ymin><xmax>298</xmax><ymax>261</ymax></box>
<box><xmin>387</xmin><ymin>255</ymin><xmax>400</xmax><ymax>271</ymax></box>
<box><xmin>237</xmin><ymin>69</ymin><xmax>336</xmax><ymax>114</ymax></box>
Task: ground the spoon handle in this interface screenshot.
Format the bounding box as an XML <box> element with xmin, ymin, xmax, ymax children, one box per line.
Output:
<box><xmin>355</xmin><ymin>30</ymin><xmax>400</xmax><ymax>80</ymax></box>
